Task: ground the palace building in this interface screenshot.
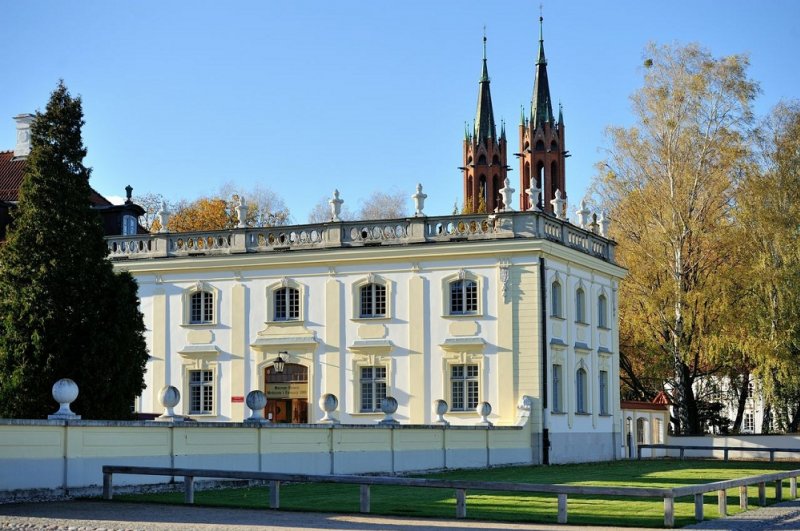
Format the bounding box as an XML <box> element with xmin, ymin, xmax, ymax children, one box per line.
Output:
<box><xmin>107</xmin><ymin>18</ymin><xmax>625</xmax><ymax>464</ymax></box>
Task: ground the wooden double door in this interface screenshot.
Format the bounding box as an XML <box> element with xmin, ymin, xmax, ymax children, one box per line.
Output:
<box><xmin>264</xmin><ymin>363</ymin><xmax>308</xmax><ymax>423</ymax></box>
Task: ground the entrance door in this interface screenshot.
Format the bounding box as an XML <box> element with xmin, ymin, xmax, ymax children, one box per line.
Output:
<box><xmin>265</xmin><ymin>363</ymin><xmax>308</xmax><ymax>423</ymax></box>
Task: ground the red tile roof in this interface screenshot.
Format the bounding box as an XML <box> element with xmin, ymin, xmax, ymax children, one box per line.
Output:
<box><xmin>0</xmin><ymin>150</ymin><xmax>112</xmax><ymax>206</ymax></box>
<box><xmin>620</xmin><ymin>400</ymin><xmax>669</xmax><ymax>411</ymax></box>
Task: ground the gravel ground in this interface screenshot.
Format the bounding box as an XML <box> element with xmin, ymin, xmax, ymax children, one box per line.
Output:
<box><xmin>0</xmin><ymin>501</ymin><xmax>649</xmax><ymax>531</ymax></box>
<box><xmin>5</xmin><ymin>499</ymin><xmax>800</xmax><ymax>530</ymax></box>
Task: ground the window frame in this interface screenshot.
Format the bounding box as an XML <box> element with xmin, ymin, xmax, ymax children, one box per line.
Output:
<box><xmin>266</xmin><ymin>279</ymin><xmax>305</xmax><ymax>323</ymax></box>
<box><xmin>552</xmin><ymin>363</ymin><xmax>563</xmax><ymax>413</ymax></box>
<box><xmin>189</xmin><ymin>290</ymin><xmax>214</xmax><ymax>325</ymax></box>
<box><xmin>359</xmin><ymin>365</ymin><xmax>388</xmax><ymax>412</ymax></box>
<box><xmin>188</xmin><ymin>368</ymin><xmax>214</xmax><ymax>415</ymax></box>
<box><xmin>449</xmin><ymin>363</ymin><xmax>480</xmax><ymax>412</ymax></box>
<box><xmin>575</xmin><ymin>287</ymin><xmax>586</xmax><ymax>324</ymax></box>
<box><xmin>182</xmin><ymin>282</ymin><xmax>219</xmax><ymax>327</ymax></box>
<box><xmin>359</xmin><ymin>283</ymin><xmax>387</xmax><ymax>319</ymax></box>
<box><xmin>576</xmin><ymin>367</ymin><xmax>589</xmax><ymax>414</ymax></box>
<box><xmin>599</xmin><ymin>369</ymin><xmax>609</xmax><ymax>415</ymax></box>
<box><xmin>449</xmin><ymin>278</ymin><xmax>478</xmax><ymax>315</ymax></box>
<box><xmin>551</xmin><ymin>280</ymin><xmax>563</xmax><ymax>318</ymax></box>
<box><xmin>441</xmin><ymin>270</ymin><xmax>482</xmax><ymax>318</ymax></box>
<box><xmin>598</xmin><ymin>293</ymin><xmax>609</xmax><ymax>329</ymax></box>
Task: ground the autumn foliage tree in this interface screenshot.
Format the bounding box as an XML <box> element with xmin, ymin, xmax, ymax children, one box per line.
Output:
<box><xmin>594</xmin><ymin>43</ymin><xmax>758</xmax><ymax>434</ymax></box>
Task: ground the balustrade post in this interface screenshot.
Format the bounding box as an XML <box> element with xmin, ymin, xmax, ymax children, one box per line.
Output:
<box><xmin>758</xmin><ymin>482</ymin><xmax>766</xmax><ymax>506</ymax></box>
<box><xmin>184</xmin><ymin>475</ymin><xmax>194</xmax><ymax>504</ymax></box>
<box><xmin>739</xmin><ymin>485</ymin><xmax>748</xmax><ymax>510</ymax></box>
<box><xmin>455</xmin><ymin>489</ymin><xmax>466</xmax><ymax>518</ymax></box>
<box><xmin>153</xmin><ymin>235</ymin><xmax>170</xmax><ymax>258</ymax></box>
<box><xmin>407</xmin><ymin>217</ymin><xmax>426</xmax><ymax>243</ymax></box>
<box><xmin>557</xmin><ymin>493</ymin><xmax>568</xmax><ymax>524</ymax></box>
<box><xmin>360</xmin><ymin>484</ymin><xmax>371</xmax><ymax>513</ymax></box>
<box><xmin>269</xmin><ymin>480</ymin><xmax>281</xmax><ymax>509</ymax></box>
<box><xmin>663</xmin><ymin>496</ymin><xmax>674</xmax><ymax>528</ymax></box>
<box><xmin>694</xmin><ymin>493</ymin><xmax>704</xmax><ymax>522</ymax></box>
<box><xmin>717</xmin><ymin>489</ymin><xmax>727</xmax><ymax>517</ymax></box>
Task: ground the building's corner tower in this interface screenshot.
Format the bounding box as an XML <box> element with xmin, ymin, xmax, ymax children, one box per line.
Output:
<box><xmin>460</xmin><ymin>35</ymin><xmax>510</xmax><ymax>214</ymax></box>
<box><xmin>518</xmin><ymin>16</ymin><xmax>566</xmax><ymax>213</ymax></box>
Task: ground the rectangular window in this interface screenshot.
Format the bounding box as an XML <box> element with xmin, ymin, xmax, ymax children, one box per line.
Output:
<box><xmin>551</xmin><ymin>282</ymin><xmax>562</xmax><ymax>317</ymax></box>
<box><xmin>576</xmin><ymin>289</ymin><xmax>586</xmax><ymax>323</ymax></box>
<box><xmin>450</xmin><ymin>279</ymin><xmax>477</xmax><ymax>315</ymax></box>
<box><xmin>190</xmin><ymin>291</ymin><xmax>213</xmax><ymax>324</ymax></box>
<box><xmin>576</xmin><ymin>368</ymin><xmax>588</xmax><ymax>413</ymax></box>
<box><xmin>552</xmin><ymin>364</ymin><xmax>563</xmax><ymax>412</ymax></box>
<box><xmin>450</xmin><ymin>364</ymin><xmax>479</xmax><ymax>411</ymax></box>
<box><xmin>360</xmin><ymin>284</ymin><xmax>386</xmax><ymax>318</ymax></box>
<box><xmin>598</xmin><ymin>295</ymin><xmax>608</xmax><ymax>328</ymax></box>
<box><xmin>275</xmin><ymin>287</ymin><xmax>300</xmax><ymax>321</ymax></box>
<box><xmin>654</xmin><ymin>418</ymin><xmax>663</xmax><ymax>444</ymax></box>
<box><xmin>744</xmin><ymin>412</ymin><xmax>755</xmax><ymax>432</ymax></box>
<box><xmin>189</xmin><ymin>370</ymin><xmax>213</xmax><ymax>414</ymax></box>
<box><xmin>599</xmin><ymin>370</ymin><xmax>609</xmax><ymax>415</ymax></box>
<box><xmin>360</xmin><ymin>366</ymin><xmax>387</xmax><ymax>412</ymax></box>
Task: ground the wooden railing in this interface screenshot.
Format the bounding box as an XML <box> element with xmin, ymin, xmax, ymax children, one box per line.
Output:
<box><xmin>102</xmin><ymin>464</ymin><xmax>800</xmax><ymax>527</ymax></box>
<box><xmin>638</xmin><ymin>443</ymin><xmax>800</xmax><ymax>462</ymax></box>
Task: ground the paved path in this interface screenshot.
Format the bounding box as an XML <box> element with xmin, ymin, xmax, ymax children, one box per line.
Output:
<box><xmin>4</xmin><ymin>499</ymin><xmax>800</xmax><ymax>530</ymax></box>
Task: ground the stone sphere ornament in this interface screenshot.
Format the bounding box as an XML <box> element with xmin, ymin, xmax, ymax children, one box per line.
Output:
<box><xmin>379</xmin><ymin>396</ymin><xmax>399</xmax><ymax>425</ymax></box>
<box><xmin>319</xmin><ymin>393</ymin><xmax>340</xmax><ymax>424</ymax></box>
<box><xmin>245</xmin><ymin>390</ymin><xmax>269</xmax><ymax>424</ymax></box>
<box><xmin>476</xmin><ymin>401</ymin><xmax>493</xmax><ymax>426</ymax></box>
<box><xmin>433</xmin><ymin>399</ymin><xmax>449</xmax><ymax>425</ymax></box>
<box><xmin>48</xmin><ymin>378</ymin><xmax>81</xmax><ymax>420</ymax></box>
<box><xmin>156</xmin><ymin>385</ymin><xmax>182</xmax><ymax>422</ymax></box>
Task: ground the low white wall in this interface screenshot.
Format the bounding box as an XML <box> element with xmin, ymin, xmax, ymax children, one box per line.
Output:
<box><xmin>0</xmin><ymin>419</ymin><xmax>535</xmax><ymax>497</ymax></box>
<box><xmin>665</xmin><ymin>434</ymin><xmax>800</xmax><ymax>460</ymax></box>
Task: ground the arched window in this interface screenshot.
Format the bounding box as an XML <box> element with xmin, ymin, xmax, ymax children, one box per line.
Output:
<box><xmin>360</xmin><ymin>283</ymin><xmax>387</xmax><ymax>318</ymax></box>
<box><xmin>190</xmin><ymin>291</ymin><xmax>214</xmax><ymax>324</ymax></box>
<box><xmin>551</xmin><ymin>281</ymin><xmax>562</xmax><ymax>317</ymax></box>
<box><xmin>274</xmin><ymin>287</ymin><xmax>300</xmax><ymax>321</ymax></box>
<box><xmin>492</xmin><ymin>154</ymin><xmax>500</xmax><ymax>164</ymax></box>
<box><xmin>450</xmin><ymin>279</ymin><xmax>478</xmax><ymax>315</ymax></box>
<box><xmin>478</xmin><ymin>154</ymin><xmax>487</xmax><ymax>165</ymax></box>
<box><xmin>576</xmin><ymin>368</ymin><xmax>588</xmax><ymax>413</ymax></box>
<box><xmin>550</xmin><ymin>140</ymin><xmax>559</xmax><ymax>153</ymax></box>
<box><xmin>598</xmin><ymin>294</ymin><xmax>608</xmax><ymax>328</ymax></box>
<box><xmin>551</xmin><ymin>161</ymin><xmax>559</xmax><ymax>199</ymax></box>
<box><xmin>466</xmin><ymin>176</ymin><xmax>473</xmax><ymax>200</ymax></box>
<box><xmin>536</xmin><ymin>162</ymin><xmax>544</xmax><ymax>189</ymax></box>
<box><xmin>636</xmin><ymin>418</ymin><xmax>646</xmax><ymax>444</ymax></box>
<box><xmin>575</xmin><ymin>287</ymin><xmax>586</xmax><ymax>323</ymax></box>
<box><xmin>535</xmin><ymin>140</ymin><xmax>545</xmax><ymax>152</ymax></box>
<box><xmin>492</xmin><ymin>175</ymin><xmax>500</xmax><ymax>209</ymax></box>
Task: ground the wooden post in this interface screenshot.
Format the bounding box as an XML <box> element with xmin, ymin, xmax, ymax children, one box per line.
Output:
<box><xmin>455</xmin><ymin>489</ymin><xmax>466</xmax><ymax>518</ymax></box>
<box><xmin>360</xmin><ymin>485</ymin><xmax>370</xmax><ymax>513</ymax></box>
<box><xmin>723</xmin><ymin>448</ymin><xmax>729</xmax><ymax>461</ymax></box>
<box><xmin>269</xmin><ymin>480</ymin><xmax>280</xmax><ymax>509</ymax></box>
<box><xmin>758</xmin><ymin>482</ymin><xmax>766</xmax><ymax>506</ymax></box>
<box><xmin>680</xmin><ymin>448</ymin><xmax>685</xmax><ymax>460</ymax></box>
<box><xmin>184</xmin><ymin>475</ymin><xmax>194</xmax><ymax>504</ymax></box>
<box><xmin>102</xmin><ymin>472</ymin><xmax>112</xmax><ymax>500</ymax></box>
<box><xmin>557</xmin><ymin>493</ymin><xmax>568</xmax><ymax>524</ymax></box>
<box><xmin>739</xmin><ymin>485</ymin><xmax>748</xmax><ymax>510</ymax></box>
<box><xmin>717</xmin><ymin>489</ymin><xmax>727</xmax><ymax>517</ymax></box>
<box><xmin>694</xmin><ymin>493</ymin><xmax>704</xmax><ymax>522</ymax></box>
<box><xmin>776</xmin><ymin>479</ymin><xmax>783</xmax><ymax>502</ymax></box>
<box><xmin>791</xmin><ymin>476</ymin><xmax>797</xmax><ymax>498</ymax></box>
<box><xmin>770</xmin><ymin>450</ymin><xmax>775</xmax><ymax>463</ymax></box>
<box><xmin>664</xmin><ymin>496</ymin><xmax>674</xmax><ymax>528</ymax></box>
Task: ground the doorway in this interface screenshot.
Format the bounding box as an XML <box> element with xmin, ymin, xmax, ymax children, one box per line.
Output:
<box><xmin>265</xmin><ymin>363</ymin><xmax>308</xmax><ymax>423</ymax></box>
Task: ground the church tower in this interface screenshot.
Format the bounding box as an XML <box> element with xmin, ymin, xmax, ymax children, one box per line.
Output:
<box><xmin>460</xmin><ymin>35</ymin><xmax>510</xmax><ymax>214</ymax></box>
<box><xmin>517</xmin><ymin>16</ymin><xmax>566</xmax><ymax>213</ymax></box>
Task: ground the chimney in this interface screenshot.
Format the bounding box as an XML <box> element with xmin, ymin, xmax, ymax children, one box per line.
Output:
<box><xmin>13</xmin><ymin>113</ymin><xmax>34</xmax><ymax>158</ymax></box>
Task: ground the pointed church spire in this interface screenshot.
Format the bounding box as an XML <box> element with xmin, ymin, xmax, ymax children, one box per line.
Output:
<box><xmin>531</xmin><ymin>15</ymin><xmax>554</xmax><ymax>129</ymax></box>
<box><xmin>474</xmin><ymin>30</ymin><xmax>497</xmax><ymax>143</ymax></box>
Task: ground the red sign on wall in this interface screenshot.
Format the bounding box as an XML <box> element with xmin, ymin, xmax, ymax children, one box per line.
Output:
<box><xmin>231</xmin><ymin>396</ymin><xmax>244</xmax><ymax>403</ymax></box>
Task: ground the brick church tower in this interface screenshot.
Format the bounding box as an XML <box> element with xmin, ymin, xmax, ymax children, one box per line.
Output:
<box><xmin>518</xmin><ymin>16</ymin><xmax>567</xmax><ymax>213</ymax></box>
<box><xmin>460</xmin><ymin>36</ymin><xmax>511</xmax><ymax>214</ymax></box>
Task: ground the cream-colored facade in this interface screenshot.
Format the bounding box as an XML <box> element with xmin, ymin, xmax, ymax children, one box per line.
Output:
<box><xmin>108</xmin><ymin>209</ymin><xmax>625</xmax><ymax>463</ymax></box>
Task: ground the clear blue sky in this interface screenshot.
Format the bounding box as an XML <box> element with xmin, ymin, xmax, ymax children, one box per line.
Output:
<box><xmin>3</xmin><ymin>1</ymin><xmax>798</xmax><ymax>222</ymax></box>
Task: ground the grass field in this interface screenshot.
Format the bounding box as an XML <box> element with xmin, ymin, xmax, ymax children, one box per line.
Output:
<box><xmin>115</xmin><ymin>459</ymin><xmax>800</xmax><ymax>528</ymax></box>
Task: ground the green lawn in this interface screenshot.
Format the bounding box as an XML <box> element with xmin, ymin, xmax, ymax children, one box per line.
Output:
<box><xmin>115</xmin><ymin>459</ymin><xmax>800</xmax><ymax>528</ymax></box>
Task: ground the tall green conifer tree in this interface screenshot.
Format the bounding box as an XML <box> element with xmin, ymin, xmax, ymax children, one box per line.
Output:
<box><xmin>0</xmin><ymin>82</ymin><xmax>148</xmax><ymax>419</ymax></box>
